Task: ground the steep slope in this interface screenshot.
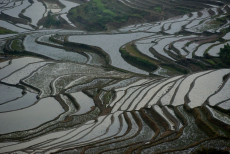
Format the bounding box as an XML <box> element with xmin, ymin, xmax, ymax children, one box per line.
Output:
<box><xmin>0</xmin><ymin>57</ymin><xmax>229</xmax><ymax>153</ymax></box>
<box><xmin>67</xmin><ymin>0</ymin><xmax>226</xmax><ymax>31</ymax></box>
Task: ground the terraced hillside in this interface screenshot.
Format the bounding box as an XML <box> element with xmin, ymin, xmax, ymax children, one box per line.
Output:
<box><xmin>63</xmin><ymin>3</ymin><xmax>230</xmax><ymax>76</ymax></box>
<box><xmin>0</xmin><ymin>0</ymin><xmax>230</xmax><ymax>153</ymax></box>
<box><xmin>0</xmin><ymin>57</ymin><xmax>230</xmax><ymax>153</ymax></box>
<box><xmin>0</xmin><ymin>0</ymin><xmax>86</xmax><ymax>31</ymax></box>
<box><xmin>68</xmin><ymin>0</ymin><xmax>226</xmax><ymax>31</ymax></box>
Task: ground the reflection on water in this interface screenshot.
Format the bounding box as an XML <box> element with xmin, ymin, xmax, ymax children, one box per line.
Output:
<box><xmin>0</xmin><ymin>84</ymin><xmax>22</xmax><ymax>104</ymax></box>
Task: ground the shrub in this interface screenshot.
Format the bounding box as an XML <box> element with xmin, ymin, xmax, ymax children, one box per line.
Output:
<box><xmin>43</xmin><ymin>11</ymin><xmax>61</xmax><ymax>28</ymax></box>
<box><xmin>219</xmin><ymin>43</ymin><xmax>230</xmax><ymax>64</ymax></box>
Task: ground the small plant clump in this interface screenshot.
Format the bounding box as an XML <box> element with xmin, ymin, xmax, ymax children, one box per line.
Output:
<box><xmin>11</xmin><ymin>39</ymin><xmax>24</xmax><ymax>52</ymax></box>
<box><xmin>219</xmin><ymin>43</ymin><xmax>230</xmax><ymax>64</ymax></box>
<box><xmin>43</xmin><ymin>11</ymin><xmax>61</xmax><ymax>28</ymax></box>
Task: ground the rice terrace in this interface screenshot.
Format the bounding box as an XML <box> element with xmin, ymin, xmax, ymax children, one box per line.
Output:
<box><xmin>0</xmin><ymin>0</ymin><xmax>230</xmax><ymax>153</ymax></box>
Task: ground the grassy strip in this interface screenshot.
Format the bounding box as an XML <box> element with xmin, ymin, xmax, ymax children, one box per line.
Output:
<box><xmin>203</xmin><ymin>57</ymin><xmax>227</xmax><ymax>68</ymax></box>
<box><xmin>120</xmin><ymin>43</ymin><xmax>190</xmax><ymax>74</ymax></box>
<box><xmin>63</xmin><ymin>41</ymin><xmax>111</xmax><ymax>65</ymax></box>
<box><xmin>3</xmin><ymin>39</ymin><xmax>53</xmax><ymax>61</ymax></box>
<box><xmin>160</xmin><ymin>63</ymin><xmax>189</xmax><ymax>75</ymax></box>
<box><xmin>0</xmin><ymin>27</ymin><xmax>16</xmax><ymax>34</ymax></box>
<box><xmin>119</xmin><ymin>43</ymin><xmax>158</xmax><ymax>72</ymax></box>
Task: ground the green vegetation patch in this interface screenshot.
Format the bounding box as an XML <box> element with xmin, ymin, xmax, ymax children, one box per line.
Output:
<box><xmin>199</xmin><ymin>16</ymin><xmax>228</xmax><ymax>32</ymax></box>
<box><xmin>120</xmin><ymin>43</ymin><xmax>158</xmax><ymax>72</ymax></box>
<box><xmin>160</xmin><ymin>63</ymin><xmax>189</xmax><ymax>75</ymax></box>
<box><xmin>0</xmin><ymin>27</ymin><xmax>16</xmax><ymax>34</ymax></box>
<box><xmin>219</xmin><ymin>43</ymin><xmax>230</xmax><ymax>65</ymax></box>
<box><xmin>11</xmin><ymin>39</ymin><xmax>24</xmax><ymax>52</ymax></box>
<box><xmin>174</xmin><ymin>6</ymin><xmax>192</xmax><ymax>14</ymax></box>
<box><xmin>43</xmin><ymin>12</ymin><xmax>61</xmax><ymax>28</ymax></box>
<box><xmin>154</xmin><ymin>6</ymin><xmax>162</xmax><ymax>13</ymax></box>
<box><xmin>93</xmin><ymin>0</ymin><xmax>115</xmax><ymax>16</ymax></box>
<box><xmin>103</xmin><ymin>91</ymin><xmax>115</xmax><ymax>104</ymax></box>
<box><xmin>68</xmin><ymin>0</ymin><xmax>149</xmax><ymax>31</ymax></box>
